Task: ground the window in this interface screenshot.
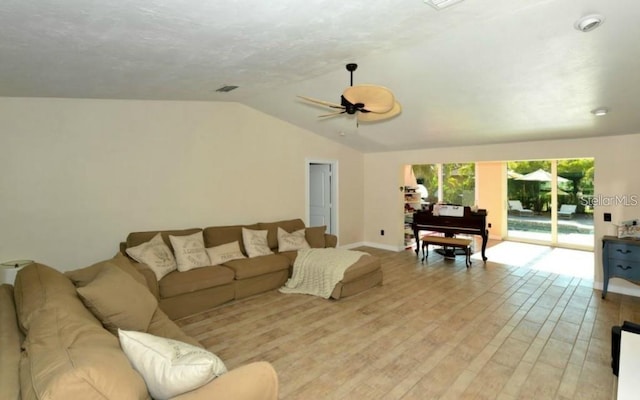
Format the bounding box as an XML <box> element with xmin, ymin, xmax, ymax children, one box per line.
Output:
<box><xmin>412</xmin><ymin>163</ymin><xmax>476</xmax><ymax>206</ymax></box>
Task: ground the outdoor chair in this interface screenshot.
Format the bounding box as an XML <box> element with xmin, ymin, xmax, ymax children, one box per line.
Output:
<box><xmin>508</xmin><ymin>200</ymin><xmax>534</xmax><ymax>216</ymax></box>
<box><xmin>558</xmin><ymin>204</ymin><xmax>577</xmax><ymax>219</ymax></box>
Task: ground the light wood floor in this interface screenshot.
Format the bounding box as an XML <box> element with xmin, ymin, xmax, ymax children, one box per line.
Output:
<box><xmin>177</xmin><ymin>245</ymin><xmax>640</xmax><ymax>400</ymax></box>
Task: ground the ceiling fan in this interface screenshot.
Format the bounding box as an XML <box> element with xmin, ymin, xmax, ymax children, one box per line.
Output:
<box><xmin>298</xmin><ymin>63</ymin><xmax>401</xmax><ymax>123</ymax></box>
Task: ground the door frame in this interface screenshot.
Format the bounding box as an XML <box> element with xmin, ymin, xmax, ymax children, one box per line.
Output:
<box><xmin>305</xmin><ymin>159</ymin><xmax>338</xmax><ymax>237</ymax></box>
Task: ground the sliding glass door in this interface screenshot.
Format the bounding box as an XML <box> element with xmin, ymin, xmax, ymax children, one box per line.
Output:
<box><xmin>507</xmin><ymin>159</ymin><xmax>593</xmax><ymax>249</ymax></box>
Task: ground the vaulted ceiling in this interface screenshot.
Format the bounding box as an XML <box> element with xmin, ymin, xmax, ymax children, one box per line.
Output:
<box><xmin>1</xmin><ymin>0</ymin><xmax>639</xmax><ymax>152</ymax></box>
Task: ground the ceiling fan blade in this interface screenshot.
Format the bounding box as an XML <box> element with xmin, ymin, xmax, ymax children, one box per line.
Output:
<box><xmin>357</xmin><ymin>101</ymin><xmax>402</xmax><ymax>122</ymax></box>
<box><xmin>297</xmin><ymin>95</ymin><xmax>343</xmax><ymax>109</ymax></box>
<box><xmin>318</xmin><ymin>110</ymin><xmax>346</xmax><ymax>118</ymax></box>
<box><xmin>343</xmin><ymin>85</ymin><xmax>395</xmax><ymax>113</ymax></box>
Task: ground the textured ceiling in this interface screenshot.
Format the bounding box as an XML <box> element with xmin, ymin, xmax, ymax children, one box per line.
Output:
<box><xmin>1</xmin><ymin>0</ymin><xmax>639</xmax><ymax>152</ymax></box>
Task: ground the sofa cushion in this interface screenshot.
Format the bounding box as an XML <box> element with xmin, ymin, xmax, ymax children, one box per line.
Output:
<box><xmin>126</xmin><ymin>228</ymin><xmax>202</xmax><ymax>253</ymax></box>
<box><xmin>223</xmin><ymin>254</ymin><xmax>290</xmax><ymax>280</ymax></box>
<box><xmin>341</xmin><ymin>255</ymin><xmax>381</xmax><ymax>283</ymax></box>
<box><xmin>206</xmin><ymin>241</ymin><xmax>246</xmax><ymax>265</ymax></box>
<box><xmin>305</xmin><ymin>226</ymin><xmax>327</xmax><ymax>248</ymax></box>
<box><xmin>170</xmin><ymin>231</ymin><xmax>210</xmax><ymax>272</ymax></box>
<box><xmin>77</xmin><ymin>265</ymin><xmax>158</xmax><ymax>335</ymax></box>
<box><xmin>66</xmin><ymin>253</ymin><xmax>148</xmax><ymax>288</ymax></box>
<box><xmin>119</xmin><ymin>329</ymin><xmax>227</xmax><ymax>400</ymax></box>
<box><xmin>277</xmin><ymin>228</ymin><xmax>310</xmax><ymax>252</ymax></box>
<box><xmin>126</xmin><ymin>233</ymin><xmax>177</xmax><ymax>280</ymax></box>
<box><xmin>159</xmin><ymin>266</ymin><xmax>235</xmax><ymax>299</ymax></box>
<box><xmin>19</xmin><ymin>306</ymin><xmax>149</xmax><ymax>400</ymax></box>
<box><xmin>14</xmin><ymin>263</ymin><xmax>97</xmax><ymax>335</ymax></box>
<box><xmin>203</xmin><ymin>224</ymin><xmax>260</xmax><ymax>254</ymax></box>
<box><xmin>242</xmin><ymin>228</ymin><xmax>274</xmax><ymax>258</ymax></box>
<box><xmin>170</xmin><ymin>361</ymin><xmax>278</xmax><ymax>400</ymax></box>
<box><xmin>258</xmin><ymin>219</ymin><xmax>306</xmax><ymax>250</ymax></box>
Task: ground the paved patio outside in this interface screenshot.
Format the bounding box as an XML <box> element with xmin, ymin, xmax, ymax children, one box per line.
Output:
<box><xmin>507</xmin><ymin>212</ymin><xmax>594</xmax><ymax>247</ymax></box>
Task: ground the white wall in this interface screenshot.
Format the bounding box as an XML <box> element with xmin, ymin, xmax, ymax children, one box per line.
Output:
<box><xmin>363</xmin><ymin>133</ymin><xmax>640</xmax><ymax>294</ymax></box>
<box><xmin>0</xmin><ymin>98</ymin><xmax>364</xmax><ymax>270</ymax></box>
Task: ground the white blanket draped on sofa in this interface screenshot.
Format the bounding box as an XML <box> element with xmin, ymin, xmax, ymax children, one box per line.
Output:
<box><xmin>279</xmin><ymin>248</ymin><xmax>368</xmax><ymax>299</ymax></box>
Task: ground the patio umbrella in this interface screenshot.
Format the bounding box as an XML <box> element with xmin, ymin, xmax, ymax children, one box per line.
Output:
<box><xmin>507</xmin><ymin>169</ymin><xmax>524</xmax><ymax>179</ymax></box>
<box><xmin>516</xmin><ymin>169</ymin><xmax>569</xmax><ymax>183</ymax></box>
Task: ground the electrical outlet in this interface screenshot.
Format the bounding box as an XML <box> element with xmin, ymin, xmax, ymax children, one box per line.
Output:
<box><xmin>380</xmin><ymin>229</ymin><xmax>385</xmax><ymax>236</ymax></box>
<box><xmin>488</xmin><ymin>223</ymin><xmax>492</xmax><ymax>228</ymax></box>
<box><xmin>604</xmin><ymin>213</ymin><xmax>612</xmax><ymax>222</ymax></box>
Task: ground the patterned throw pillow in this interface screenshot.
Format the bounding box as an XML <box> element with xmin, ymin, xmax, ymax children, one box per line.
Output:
<box><xmin>118</xmin><ymin>329</ymin><xmax>227</xmax><ymax>400</ymax></box>
<box><xmin>277</xmin><ymin>227</ymin><xmax>311</xmax><ymax>252</ymax></box>
<box><xmin>125</xmin><ymin>233</ymin><xmax>177</xmax><ymax>280</ymax></box>
<box><xmin>169</xmin><ymin>232</ymin><xmax>211</xmax><ymax>272</ymax></box>
<box><xmin>241</xmin><ymin>228</ymin><xmax>273</xmax><ymax>258</ymax></box>
<box><xmin>205</xmin><ymin>241</ymin><xmax>246</xmax><ymax>265</ymax></box>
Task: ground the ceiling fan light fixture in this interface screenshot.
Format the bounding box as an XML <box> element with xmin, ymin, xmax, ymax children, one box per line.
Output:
<box><xmin>215</xmin><ymin>85</ymin><xmax>239</xmax><ymax>93</ymax></box>
<box><xmin>424</xmin><ymin>0</ymin><xmax>465</xmax><ymax>10</ymax></box>
<box><xmin>574</xmin><ymin>14</ymin><xmax>604</xmax><ymax>32</ymax></box>
<box><xmin>591</xmin><ymin>107</ymin><xmax>609</xmax><ymax>116</ymax></box>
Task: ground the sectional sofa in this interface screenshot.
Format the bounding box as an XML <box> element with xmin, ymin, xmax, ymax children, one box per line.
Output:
<box><xmin>0</xmin><ymin>218</ymin><xmax>382</xmax><ymax>399</ymax></box>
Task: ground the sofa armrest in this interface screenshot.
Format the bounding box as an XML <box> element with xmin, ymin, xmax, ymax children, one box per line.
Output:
<box><xmin>170</xmin><ymin>361</ymin><xmax>278</xmax><ymax>400</ymax></box>
<box><xmin>0</xmin><ymin>284</ymin><xmax>22</xmax><ymax>400</ymax></box>
<box><xmin>325</xmin><ymin>233</ymin><xmax>337</xmax><ymax>248</ymax></box>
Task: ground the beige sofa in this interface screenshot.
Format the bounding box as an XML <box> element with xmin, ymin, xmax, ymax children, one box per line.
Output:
<box><xmin>121</xmin><ymin>219</ymin><xmax>383</xmax><ymax>320</ymax></box>
<box><xmin>0</xmin><ymin>258</ymin><xmax>278</xmax><ymax>400</ymax></box>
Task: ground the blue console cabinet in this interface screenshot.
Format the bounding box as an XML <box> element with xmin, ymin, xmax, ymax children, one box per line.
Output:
<box><xmin>602</xmin><ymin>235</ymin><xmax>640</xmax><ymax>299</ymax></box>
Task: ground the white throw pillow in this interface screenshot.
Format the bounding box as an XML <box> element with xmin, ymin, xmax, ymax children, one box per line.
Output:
<box><xmin>205</xmin><ymin>241</ymin><xmax>246</xmax><ymax>265</ymax></box>
<box><xmin>277</xmin><ymin>227</ymin><xmax>311</xmax><ymax>252</ymax></box>
<box><xmin>125</xmin><ymin>233</ymin><xmax>177</xmax><ymax>280</ymax></box>
<box><xmin>118</xmin><ymin>329</ymin><xmax>227</xmax><ymax>400</ymax></box>
<box><xmin>242</xmin><ymin>228</ymin><xmax>273</xmax><ymax>258</ymax></box>
<box><xmin>169</xmin><ymin>232</ymin><xmax>211</xmax><ymax>272</ymax></box>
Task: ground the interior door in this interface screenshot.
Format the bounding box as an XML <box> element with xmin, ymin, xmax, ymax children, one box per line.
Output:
<box><xmin>309</xmin><ymin>163</ymin><xmax>332</xmax><ymax>230</ymax></box>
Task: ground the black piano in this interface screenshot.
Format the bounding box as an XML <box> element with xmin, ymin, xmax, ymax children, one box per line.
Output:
<box><xmin>412</xmin><ymin>205</ymin><xmax>488</xmax><ymax>261</ymax></box>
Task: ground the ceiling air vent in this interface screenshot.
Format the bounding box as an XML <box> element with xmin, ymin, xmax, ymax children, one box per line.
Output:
<box><xmin>215</xmin><ymin>85</ymin><xmax>239</xmax><ymax>93</ymax></box>
<box><xmin>424</xmin><ymin>0</ymin><xmax>465</xmax><ymax>10</ymax></box>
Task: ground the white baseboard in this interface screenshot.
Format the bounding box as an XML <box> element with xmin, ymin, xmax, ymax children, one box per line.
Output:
<box><xmin>593</xmin><ymin>280</ymin><xmax>640</xmax><ymax>298</ymax></box>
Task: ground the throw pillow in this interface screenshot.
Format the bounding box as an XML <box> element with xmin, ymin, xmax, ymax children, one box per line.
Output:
<box><xmin>169</xmin><ymin>232</ymin><xmax>211</xmax><ymax>272</ymax></box>
<box><xmin>277</xmin><ymin>227</ymin><xmax>311</xmax><ymax>252</ymax></box>
<box><xmin>76</xmin><ymin>265</ymin><xmax>158</xmax><ymax>334</ymax></box>
<box><xmin>126</xmin><ymin>233</ymin><xmax>177</xmax><ymax>280</ymax></box>
<box><xmin>118</xmin><ymin>329</ymin><xmax>227</xmax><ymax>400</ymax></box>
<box><xmin>205</xmin><ymin>241</ymin><xmax>246</xmax><ymax>265</ymax></box>
<box><xmin>66</xmin><ymin>253</ymin><xmax>148</xmax><ymax>288</ymax></box>
<box><xmin>242</xmin><ymin>228</ymin><xmax>273</xmax><ymax>258</ymax></box>
<box><xmin>305</xmin><ymin>225</ymin><xmax>327</xmax><ymax>248</ymax></box>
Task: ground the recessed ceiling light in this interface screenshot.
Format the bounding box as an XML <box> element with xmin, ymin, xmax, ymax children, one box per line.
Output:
<box><xmin>424</xmin><ymin>0</ymin><xmax>465</xmax><ymax>11</ymax></box>
<box><xmin>574</xmin><ymin>14</ymin><xmax>604</xmax><ymax>32</ymax></box>
<box><xmin>591</xmin><ymin>107</ymin><xmax>609</xmax><ymax>116</ymax></box>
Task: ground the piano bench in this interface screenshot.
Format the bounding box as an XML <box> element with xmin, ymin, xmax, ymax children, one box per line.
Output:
<box><xmin>421</xmin><ymin>236</ymin><xmax>472</xmax><ymax>268</ymax></box>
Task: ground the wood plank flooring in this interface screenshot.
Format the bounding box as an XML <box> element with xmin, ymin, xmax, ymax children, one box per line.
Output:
<box><xmin>177</xmin><ymin>245</ymin><xmax>640</xmax><ymax>399</ymax></box>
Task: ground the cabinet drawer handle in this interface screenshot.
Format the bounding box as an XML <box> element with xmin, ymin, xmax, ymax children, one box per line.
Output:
<box><xmin>616</xmin><ymin>249</ymin><xmax>633</xmax><ymax>255</ymax></box>
<box><xmin>616</xmin><ymin>264</ymin><xmax>633</xmax><ymax>271</ymax></box>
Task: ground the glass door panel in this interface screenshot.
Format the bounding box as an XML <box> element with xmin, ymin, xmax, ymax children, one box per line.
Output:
<box><xmin>507</xmin><ymin>161</ymin><xmax>552</xmax><ymax>242</ymax></box>
<box><xmin>556</xmin><ymin>159</ymin><xmax>594</xmax><ymax>247</ymax></box>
